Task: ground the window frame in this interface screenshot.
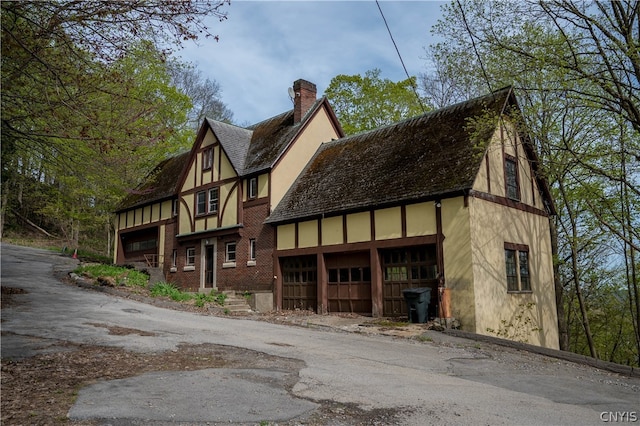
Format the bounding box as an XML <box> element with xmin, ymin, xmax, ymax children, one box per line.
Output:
<box><xmin>196</xmin><ymin>191</ymin><xmax>206</xmax><ymax>215</ymax></box>
<box><xmin>504</xmin><ymin>243</ymin><xmax>531</xmax><ymax>293</ymax></box>
<box><xmin>249</xmin><ymin>238</ymin><xmax>256</xmax><ymax>261</ymax></box>
<box><xmin>225</xmin><ymin>242</ymin><xmax>237</xmax><ymax>263</ymax></box>
<box><xmin>505</xmin><ymin>154</ymin><xmax>520</xmax><ymax>201</ymax></box>
<box><xmin>186</xmin><ymin>247</ymin><xmax>196</xmax><ymax>266</ymax></box>
<box><xmin>248</xmin><ymin>177</ymin><xmax>258</xmax><ymax>199</ymax></box>
<box><xmin>208</xmin><ymin>187</ymin><xmax>219</xmax><ymax>214</ymax></box>
<box><xmin>202</xmin><ymin>147</ymin><xmax>213</xmax><ymax>170</ymax></box>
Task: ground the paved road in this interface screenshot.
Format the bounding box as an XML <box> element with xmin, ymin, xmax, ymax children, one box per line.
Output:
<box><xmin>1</xmin><ymin>243</ymin><xmax>638</xmax><ymax>425</ymax></box>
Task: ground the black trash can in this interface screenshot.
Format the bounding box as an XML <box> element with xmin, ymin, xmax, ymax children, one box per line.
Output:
<box><xmin>402</xmin><ymin>287</ymin><xmax>431</xmax><ymax>323</ymax></box>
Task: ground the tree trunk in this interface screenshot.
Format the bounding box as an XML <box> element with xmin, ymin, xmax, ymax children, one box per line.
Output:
<box><xmin>559</xmin><ymin>180</ymin><xmax>598</xmax><ymax>359</ymax></box>
<box><xmin>550</xmin><ymin>217</ymin><xmax>569</xmax><ymax>350</ymax></box>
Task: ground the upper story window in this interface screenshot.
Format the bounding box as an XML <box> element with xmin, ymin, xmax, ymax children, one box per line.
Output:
<box><xmin>196</xmin><ymin>191</ymin><xmax>206</xmax><ymax>215</ymax></box>
<box><xmin>172</xmin><ymin>198</ymin><xmax>178</xmax><ymax>217</ymax></box>
<box><xmin>505</xmin><ymin>155</ymin><xmax>520</xmax><ymax>200</ymax></box>
<box><xmin>203</xmin><ymin>147</ymin><xmax>213</xmax><ymax>170</ymax></box>
<box><xmin>505</xmin><ymin>243</ymin><xmax>531</xmax><ymax>292</ymax></box>
<box><xmin>208</xmin><ymin>187</ymin><xmax>219</xmax><ymax>213</ymax></box>
<box><xmin>248</xmin><ymin>177</ymin><xmax>258</xmax><ymax>199</ymax></box>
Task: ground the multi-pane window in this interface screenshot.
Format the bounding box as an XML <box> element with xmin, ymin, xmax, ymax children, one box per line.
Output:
<box><xmin>125</xmin><ymin>238</ymin><xmax>157</xmax><ymax>253</ymax></box>
<box><xmin>186</xmin><ymin>247</ymin><xmax>196</xmax><ymax>266</ymax></box>
<box><xmin>505</xmin><ymin>156</ymin><xmax>520</xmax><ymax>200</ymax></box>
<box><xmin>196</xmin><ymin>191</ymin><xmax>206</xmax><ymax>215</ymax></box>
<box><xmin>519</xmin><ymin>251</ymin><xmax>531</xmax><ymax>291</ymax></box>
<box><xmin>505</xmin><ymin>249</ymin><xmax>518</xmax><ymax>291</ymax></box>
<box><xmin>225</xmin><ymin>242</ymin><xmax>236</xmax><ymax>262</ymax></box>
<box><xmin>249</xmin><ymin>239</ymin><xmax>256</xmax><ymax>261</ymax></box>
<box><xmin>504</xmin><ymin>243</ymin><xmax>530</xmax><ymax>292</ymax></box>
<box><xmin>208</xmin><ymin>187</ymin><xmax>219</xmax><ymax>213</ymax></box>
<box><xmin>248</xmin><ymin>177</ymin><xmax>258</xmax><ymax>199</ymax></box>
<box><xmin>203</xmin><ymin>147</ymin><xmax>213</xmax><ymax>170</ymax></box>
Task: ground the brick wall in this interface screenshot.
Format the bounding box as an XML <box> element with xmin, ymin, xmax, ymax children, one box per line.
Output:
<box><xmin>217</xmin><ymin>201</ymin><xmax>274</xmax><ymax>292</ymax></box>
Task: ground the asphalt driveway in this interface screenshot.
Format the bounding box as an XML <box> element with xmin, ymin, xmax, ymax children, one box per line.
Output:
<box><xmin>2</xmin><ymin>243</ymin><xmax>638</xmax><ymax>425</ymax></box>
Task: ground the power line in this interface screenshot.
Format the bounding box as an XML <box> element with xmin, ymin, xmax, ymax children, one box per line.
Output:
<box><xmin>375</xmin><ymin>0</ymin><xmax>427</xmax><ymax>114</ymax></box>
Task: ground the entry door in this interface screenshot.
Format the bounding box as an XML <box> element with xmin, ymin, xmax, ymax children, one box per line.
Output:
<box><xmin>205</xmin><ymin>244</ymin><xmax>215</xmax><ymax>288</ymax></box>
<box><xmin>281</xmin><ymin>256</ymin><xmax>317</xmax><ymax>311</ymax></box>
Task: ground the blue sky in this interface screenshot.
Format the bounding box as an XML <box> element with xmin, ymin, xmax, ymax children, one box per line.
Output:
<box><xmin>177</xmin><ymin>1</ymin><xmax>447</xmax><ymax>125</ymax></box>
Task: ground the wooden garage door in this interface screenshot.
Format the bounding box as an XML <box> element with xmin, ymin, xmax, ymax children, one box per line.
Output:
<box><xmin>382</xmin><ymin>245</ymin><xmax>437</xmax><ymax>317</ymax></box>
<box><xmin>326</xmin><ymin>252</ymin><xmax>372</xmax><ymax>314</ymax></box>
<box><xmin>281</xmin><ymin>256</ymin><xmax>317</xmax><ymax>311</ymax></box>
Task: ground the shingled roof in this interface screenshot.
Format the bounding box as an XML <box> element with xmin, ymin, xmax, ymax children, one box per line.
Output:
<box><xmin>115</xmin><ymin>151</ymin><xmax>190</xmax><ymax>212</ymax></box>
<box><xmin>115</xmin><ymin>98</ymin><xmax>331</xmax><ymax>213</ymax></box>
<box><xmin>266</xmin><ymin>87</ymin><xmax>522</xmax><ymax>224</ymax></box>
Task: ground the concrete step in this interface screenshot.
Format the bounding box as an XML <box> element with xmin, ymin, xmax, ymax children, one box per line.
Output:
<box><xmin>222</xmin><ymin>292</ymin><xmax>252</xmax><ymax>313</ymax></box>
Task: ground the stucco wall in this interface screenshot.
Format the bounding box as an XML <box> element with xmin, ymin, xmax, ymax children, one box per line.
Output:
<box><xmin>271</xmin><ymin>107</ymin><xmax>341</xmax><ymax>211</ymax></box>
<box><xmin>441</xmin><ymin>197</ymin><xmax>475</xmax><ymax>331</ymax></box>
<box><xmin>469</xmin><ymin>196</ymin><xmax>559</xmax><ymax>348</ymax></box>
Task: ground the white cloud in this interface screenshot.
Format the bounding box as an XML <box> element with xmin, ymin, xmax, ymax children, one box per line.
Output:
<box><xmin>177</xmin><ymin>1</ymin><xmax>445</xmax><ymax>125</ymax></box>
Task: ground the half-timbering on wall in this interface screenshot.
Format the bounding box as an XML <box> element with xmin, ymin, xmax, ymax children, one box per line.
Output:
<box><xmin>114</xmin><ymin>82</ymin><xmax>560</xmax><ymax>349</ymax></box>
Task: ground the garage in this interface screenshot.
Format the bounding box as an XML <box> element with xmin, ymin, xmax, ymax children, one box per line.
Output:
<box><xmin>281</xmin><ymin>256</ymin><xmax>317</xmax><ymax>311</ymax></box>
<box><xmin>326</xmin><ymin>252</ymin><xmax>372</xmax><ymax>314</ymax></box>
<box><xmin>382</xmin><ymin>245</ymin><xmax>438</xmax><ymax>318</ymax></box>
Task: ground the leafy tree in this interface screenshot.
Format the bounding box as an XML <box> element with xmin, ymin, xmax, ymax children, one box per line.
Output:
<box><xmin>324</xmin><ymin>69</ymin><xmax>427</xmax><ymax>135</ymax></box>
<box><xmin>422</xmin><ymin>0</ymin><xmax>639</xmax><ymax>364</ymax></box>
<box><xmin>1</xmin><ymin>1</ymin><xmax>230</xmax><ymax>252</ymax></box>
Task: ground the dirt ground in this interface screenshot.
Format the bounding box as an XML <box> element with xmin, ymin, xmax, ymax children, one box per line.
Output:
<box><xmin>1</xmin><ymin>282</ymin><xmax>414</xmax><ymax>425</ymax></box>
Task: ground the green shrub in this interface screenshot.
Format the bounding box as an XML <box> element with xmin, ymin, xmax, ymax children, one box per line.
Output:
<box><xmin>149</xmin><ymin>282</ymin><xmax>193</xmax><ymax>302</ymax></box>
<box><xmin>74</xmin><ymin>264</ymin><xmax>148</xmax><ymax>287</ymax></box>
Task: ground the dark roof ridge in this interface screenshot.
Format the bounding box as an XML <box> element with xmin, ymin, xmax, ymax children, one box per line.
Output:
<box><xmin>323</xmin><ymin>86</ymin><xmax>514</xmax><ymax>146</ymax></box>
<box><xmin>246</xmin><ymin>109</ymin><xmax>292</xmax><ymax>130</ymax></box>
<box><xmin>205</xmin><ymin>117</ymin><xmax>252</xmax><ymax>131</ymax></box>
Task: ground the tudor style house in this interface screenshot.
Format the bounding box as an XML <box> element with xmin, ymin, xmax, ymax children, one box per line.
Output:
<box><xmin>266</xmin><ymin>87</ymin><xmax>559</xmax><ymax>349</ymax></box>
<box><xmin>114</xmin><ymin>82</ymin><xmax>560</xmax><ymax>349</ymax></box>
<box><xmin>113</xmin><ymin>79</ymin><xmax>343</xmax><ymax>302</ymax></box>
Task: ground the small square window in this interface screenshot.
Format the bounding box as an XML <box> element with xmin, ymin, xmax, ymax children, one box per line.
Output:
<box><xmin>248</xmin><ymin>177</ymin><xmax>258</xmax><ymax>199</ymax></box>
<box><xmin>225</xmin><ymin>242</ymin><xmax>236</xmax><ymax>262</ymax></box>
<box><xmin>186</xmin><ymin>247</ymin><xmax>196</xmax><ymax>266</ymax></box>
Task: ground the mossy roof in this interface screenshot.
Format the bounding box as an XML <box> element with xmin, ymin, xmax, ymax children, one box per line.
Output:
<box><xmin>267</xmin><ymin>87</ymin><xmax>521</xmax><ymax>224</ymax></box>
<box><xmin>115</xmin><ymin>151</ymin><xmax>190</xmax><ymax>212</ymax></box>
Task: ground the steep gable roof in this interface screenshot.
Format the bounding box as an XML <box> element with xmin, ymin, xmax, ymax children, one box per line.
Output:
<box><xmin>114</xmin><ymin>97</ymin><xmax>341</xmax><ymax>214</ymax></box>
<box><xmin>267</xmin><ymin>87</ymin><xmax>531</xmax><ymax>224</ymax></box>
<box><xmin>207</xmin><ymin>119</ymin><xmax>252</xmax><ymax>175</ymax></box>
<box><xmin>243</xmin><ymin>98</ymin><xmax>330</xmax><ymax>175</ymax></box>
<box><xmin>115</xmin><ymin>151</ymin><xmax>190</xmax><ymax>213</ymax></box>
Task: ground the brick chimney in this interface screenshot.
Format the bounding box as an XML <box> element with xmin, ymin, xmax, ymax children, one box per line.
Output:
<box><xmin>293</xmin><ymin>79</ymin><xmax>317</xmax><ymax>124</ymax></box>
